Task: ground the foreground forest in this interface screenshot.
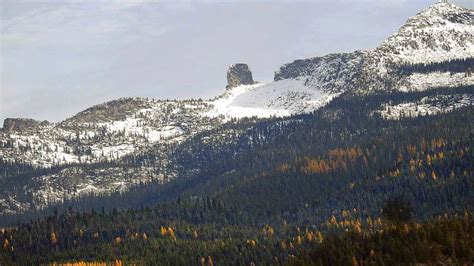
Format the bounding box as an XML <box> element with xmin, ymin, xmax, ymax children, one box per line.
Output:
<box><xmin>1</xmin><ymin>210</ymin><xmax>473</xmax><ymax>265</ymax></box>
<box><xmin>1</xmin><ymin>88</ymin><xmax>473</xmax><ymax>264</ymax></box>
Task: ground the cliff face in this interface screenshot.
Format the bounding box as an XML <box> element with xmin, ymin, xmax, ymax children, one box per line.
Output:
<box><xmin>274</xmin><ymin>51</ymin><xmax>367</xmax><ymax>94</ymax></box>
<box><xmin>2</xmin><ymin>118</ymin><xmax>49</xmax><ymax>132</ymax></box>
<box><xmin>226</xmin><ymin>63</ymin><xmax>255</xmax><ymax>89</ymax></box>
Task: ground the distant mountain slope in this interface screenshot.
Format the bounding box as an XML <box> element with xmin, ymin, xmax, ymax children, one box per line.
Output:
<box><xmin>1</xmin><ymin>1</ymin><xmax>472</xmax><ymax>167</ymax></box>
<box><xmin>275</xmin><ymin>1</ymin><xmax>473</xmax><ymax>93</ymax></box>
<box><xmin>0</xmin><ymin>1</ymin><xmax>472</xmax><ymax>215</ymax></box>
<box><xmin>377</xmin><ymin>1</ymin><xmax>473</xmax><ymax>64</ymax></box>
<box><xmin>1</xmin><ymin>87</ymin><xmax>472</xmax><ymax>224</ymax></box>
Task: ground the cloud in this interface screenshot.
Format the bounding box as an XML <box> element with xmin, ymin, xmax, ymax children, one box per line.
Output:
<box><xmin>1</xmin><ymin>1</ymin><xmax>174</xmax><ymax>48</ymax></box>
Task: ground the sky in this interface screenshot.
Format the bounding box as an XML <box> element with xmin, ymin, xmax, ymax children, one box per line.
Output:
<box><xmin>1</xmin><ymin>0</ymin><xmax>473</xmax><ymax>123</ymax></box>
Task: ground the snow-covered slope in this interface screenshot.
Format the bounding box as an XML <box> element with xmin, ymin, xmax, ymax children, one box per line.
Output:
<box><xmin>1</xmin><ymin>98</ymin><xmax>218</xmax><ymax>167</ymax></box>
<box><xmin>206</xmin><ymin>78</ymin><xmax>338</xmax><ymax>120</ymax></box>
<box><xmin>0</xmin><ymin>79</ymin><xmax>335</xmax><ymax>169</ymax></box>
<box><xmin>0</xmin><ymin>80</ymin><xmax>335</xmax><ymax>214</ymax></box>
<box><xmin>377</xmin><ymin>93</ymin><xmax>474</xmax><ymax>120</ymax></box>
<box><xmin>275</xmin><ymin>1</ymin><xmax>473</xmax><ymax>93</ymax></box>
<box><xmin>377</xmin><ymin>1</ymin><xmax>473</xmax><ymax>64</ymax></box>
<box><xmin>368</xmin><ymin>1</ymin><xmax>474</xmax><ymax>92</ymax></box>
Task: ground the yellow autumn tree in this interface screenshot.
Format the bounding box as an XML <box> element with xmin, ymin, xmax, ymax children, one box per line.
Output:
<box><xmin>207</xmin><ymin>256</ymin><xmax>214</xmax><ymax>266</ymax></box>
<box><xmin>351</xmin><ymin>256</ymin><xmax>359</xmax><ymax>266</ymax></box>
<box><xmin>295</xmin><ymin>235</ymin><xmax>303</xmax><ymax>245</ymax></box>
<box><xmin>167</xmin><ymin>227</ymin><xmax>174</xmax><ymax>237</ymax></box>
<box><xmin>426</xmin><ymin>154</ymin><xmax>432</xmax><ymax>165</ymax></box>
<box><xmin>114</xmin><ymin>237</ymin><xmax>122</xmax><ymax>245</ymax></box>
<box><xmin>51</xmin><ymin>231</ymin><xmax>58</xmax><ymax>245</ymax></box>
<box><xmin>315</xmin><ymin>231</ymin><xmax>324</xmax><ymax>243</ymax></box>
<box><xmin>160</xmin><ymin>226</ymin><xmax>168</xmax><ymax>236</ymax></box>
<box><xmin>277</xmin><ymin>163</ymin><xmax>290</xmax><ymax>172</ymax></box>
<box><xmin>437</xmin><ymin>152</ymin><xmax>444</xmax><ymax>160</ymax></box>
<box><xmin>3</xmin><ymin>238</ymin><xmax>9</xmax><ymax>250</ymax></box>
<box><xmin>431</xmin><ymin>171</ymin><xmax>438</xmax><ymax>180</ymax></box>
<box><xmin>328</xmin><ymin>215</ymin><xmax>337</xmax><ymax>227</ymax></box>
<box><xmin>167</xmin><ymin>227</ymin><xmax>176</xmax><ymax>241</ymax></box>
<box><xmin>262</xmin><ymin>225</ymin><xmax>275</xmax><ymax>237</ymax></box>
<box><xmin>353</xmin><ymin>223</ymin><xmax>362</xmax><ymax>234</ymax></box>
<box><xmin>246</xmin><ymin>239</ymin><xmax>256</xmax><ymax>247</ymax></box>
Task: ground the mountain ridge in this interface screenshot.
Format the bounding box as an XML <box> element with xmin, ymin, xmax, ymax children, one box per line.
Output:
<box><xmin>0</xmin><ymin>1</ymin><xmax>473</xmax><ymax>215</ymax></box>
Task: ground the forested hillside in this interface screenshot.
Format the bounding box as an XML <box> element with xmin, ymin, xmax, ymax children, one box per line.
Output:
<box><xmin>1</xmin><ymin>87</ymin><xmax>473</xmax><ymax>224</ymax></box>
<box><xmin>1</xmin><ymin>87</ymin><xmax>473</xmax><ymax>264</ymax></box>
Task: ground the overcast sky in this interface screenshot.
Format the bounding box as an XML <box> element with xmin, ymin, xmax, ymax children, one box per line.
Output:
<box><xmin>1</xmin><ymin>0</ymin><xmax>473</xmax><ymax>123</ymax></box>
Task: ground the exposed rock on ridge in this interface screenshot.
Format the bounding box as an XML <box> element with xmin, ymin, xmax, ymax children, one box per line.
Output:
<box><xmin>226</xmin><ymin>63</ymin><xmax>255</xmax><ymax>89</ymax></box>
<box><xmin>2</xmin><ymin>118</ymin><xmax>49</xmax><ymax>132</ymax></box>
<box><xmin>274</xmin><ymin>51</ymin><xmax>367</xmax><ymax>93</ymax></box>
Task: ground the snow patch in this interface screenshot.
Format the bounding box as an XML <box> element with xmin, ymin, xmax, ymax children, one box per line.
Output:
<box><xmin>377</xmin><ymin>94</ymin><xmax>473</xmax><ymax>119</ymax></box>
<box><xmin>205</xmin><ymin>78</ymin><xmax>336</xmax><ymax>120</ymax></box>
<box><xmin>398</xmin><ymin>72</ymin><xmax>474</xmax><ymax>92</ymax></box>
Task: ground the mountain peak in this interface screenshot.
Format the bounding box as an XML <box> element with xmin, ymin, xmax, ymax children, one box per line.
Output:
<box><xmin>433</xmin><ymin>0</ymin><xmax>457</xmax><ymax>8</ymax></box>
<box><xmin>373</xmin><ymin>0</ymin><xmax>473</xmax><ymax>65</ymax></box>
<box><xmin>406</xmin><ymin>0</ymin><xmax>470</xmax><ymax>26</ymax></box>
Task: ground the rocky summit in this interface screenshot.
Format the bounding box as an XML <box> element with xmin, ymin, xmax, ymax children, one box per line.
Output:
<box><xmin>226</xmin><ymin>63</ymin><xmax>255</xmax><ymax>89</ymax></box>
<box><xmin>2</xmin><ymin>118</ymin><xmax>49</xmax><ymax>132</ymax></box>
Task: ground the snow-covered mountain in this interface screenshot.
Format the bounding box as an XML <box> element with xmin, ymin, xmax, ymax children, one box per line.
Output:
<box><xmin>378</xmin><ymin>1</ymin><xmax>472</xmax><ymax>64</ymax></box>
<box><xmin>0</xmin><ymin>75</ymin><xmax>337</xmax><ymax>169</ymax></box>
<box><xmin>275</xmin><ymin>1</ymin><xmax>473</xmax><ymax>93</ymax></box>
<box><xmin>0</xmin><ymin>65</ymin><xmax>340</xmax><ymax>213</ymax></box>
<box><xmin>1</xmin><ymin>1</ymin><xmax>473</xmax><ymax>215</ymax></box>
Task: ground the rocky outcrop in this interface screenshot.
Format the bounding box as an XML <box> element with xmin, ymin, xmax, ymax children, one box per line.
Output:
<box><xmin>2</xmin><ymin>118</ymin><xmax>49</xmax><ymax>132</ymax></box>
<box><xmin>274</xmin><ymin>58</ymin><xmax>318</xmax><ymax>81</ymax></box>
<box><xmin>63</xmin><ymin>98</ymin><xmax>153</xmax><ymax>125</ymax></box>
<box><xmin>274</xmin><ymin>51</ymin><xmax>366</xmax><ymax>93</ymax></box>
<box><xmin>226</xmin><ymin>63</ymin><xmax>255</xmax><ymax>89</ymax></box>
